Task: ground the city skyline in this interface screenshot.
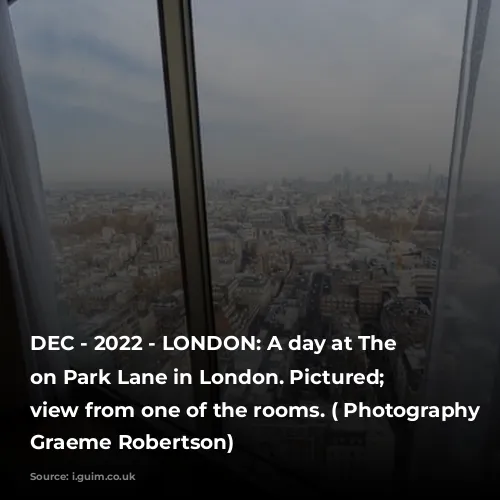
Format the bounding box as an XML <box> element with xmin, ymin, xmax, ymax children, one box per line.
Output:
<box><xmin>42</xmin><ymin>169</ymin><xmax>449</xmax><ymax>481</ymax></box>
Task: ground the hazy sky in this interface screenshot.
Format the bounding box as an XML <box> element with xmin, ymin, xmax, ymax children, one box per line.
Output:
<box><xmin>10</xmin><ymin>0</ymin><xmax>467</xmax><ymax>185</ymax></box>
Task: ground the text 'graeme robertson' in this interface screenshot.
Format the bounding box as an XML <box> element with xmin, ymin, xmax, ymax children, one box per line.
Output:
<box><xmin>30</xmin><ymin>434</ymin><xmax>231</xmax><ymax>452</ymax></box>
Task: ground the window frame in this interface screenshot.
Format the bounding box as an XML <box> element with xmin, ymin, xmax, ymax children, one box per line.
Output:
<box><xmin>156</xmin><ymin>0</ymin><xmax>220</xmax><ymax>436</ymax></box>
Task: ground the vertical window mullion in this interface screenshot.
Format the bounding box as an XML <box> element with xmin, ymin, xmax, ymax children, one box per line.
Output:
<box><xmin>156</xmin><ymin>0</ymin><xmax>219</xmax><ymax>436</ymax></box>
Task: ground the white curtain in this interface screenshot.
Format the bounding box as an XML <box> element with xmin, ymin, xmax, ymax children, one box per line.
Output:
<box><xmin>0</xmin><ymin>0</ymin><xmax>67</xmax><ymax>405</ymax></box>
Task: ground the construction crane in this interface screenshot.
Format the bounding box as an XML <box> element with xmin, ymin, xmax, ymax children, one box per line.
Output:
<box><xmin>411</xmin><ymin>194</ymin><xmax>427</xmax><ymax>232</ymax></box>
<box><xmin>392</xmin><ymin>194</ymin><xmax>427</xmax><ymax>241</ymax></box>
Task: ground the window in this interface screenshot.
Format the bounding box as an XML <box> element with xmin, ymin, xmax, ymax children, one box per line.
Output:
<box><xmin>8</xmin><ymin>0</ymin><xmax>498</xmax><ymax>487</ymax></box>
<box><xmin>11</xmin><ymin>0</ymin><xmax>194</xmax><ymax>422</ymax></box>
<box><xmin>192</xmin><ymin>0</ymin><xmax>466</xmax><ymax>480</ymax></box>
<box><xmin>414</xmin><ymin>0</ymin><xmax>500</xmax><ymax>480</ymax></box>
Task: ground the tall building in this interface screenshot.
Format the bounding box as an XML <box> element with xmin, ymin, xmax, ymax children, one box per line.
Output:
<box><xmin>342</xmin><ymin>168</ymin><xmax>351</xmax><ymax>186</ymax></box>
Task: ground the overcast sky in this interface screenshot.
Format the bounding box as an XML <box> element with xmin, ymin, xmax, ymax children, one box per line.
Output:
<box><xmin>10</xmin><ymin>0</ymin><xmax>467</xmax><ymax>185</ymax></box>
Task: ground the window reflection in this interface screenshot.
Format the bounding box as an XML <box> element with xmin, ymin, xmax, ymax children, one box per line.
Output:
<box><xmin>416</xmin><ymin>0</ymin><xmax>500</xmax><ymax>480</ymax></box>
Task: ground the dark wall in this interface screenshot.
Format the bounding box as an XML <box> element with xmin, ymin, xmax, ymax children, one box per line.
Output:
<box><xmin>0</xmin><ymin>227</ymin><xmax>29</xmax><ymax>413</ymax></box>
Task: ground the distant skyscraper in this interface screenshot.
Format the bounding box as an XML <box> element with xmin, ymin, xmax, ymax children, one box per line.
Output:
<box><xmin>386</xmin><ymin>172</ymin><xmax>393</xmax><ymax>185</ymax></box>
<box><xmin>342</xmin><ymin>168</ymin><xmax>351</xmax><ymax>185</ymax></box>
<box><xmin>434</xmin><ymin>174</ymin><xmax>447</xmax><ymax>193</ymax></box>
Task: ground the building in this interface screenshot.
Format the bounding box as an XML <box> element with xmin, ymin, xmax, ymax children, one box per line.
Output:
<box><xmin>394</xmin><ymin>345</ymin><xmax>426</xmax><ymax>405</ymax></box>
<box><xmin>412</xmin><ymin>269</ymin><xmax>437</xmax><ymax>298</ymax></box>
<box><xmin>321</xmin><ymin>284</ymin><xmax>357</xmax><ymax>316</ymax></box>
<box><xmin>358</xmin><ymin>281</ymin><xmax>382</xmax><ymax>319</ymax></box>
<box><xmin>237</xmin><ymin>275</ymin><xmax>272</xmax><ymax>308</ymax></box>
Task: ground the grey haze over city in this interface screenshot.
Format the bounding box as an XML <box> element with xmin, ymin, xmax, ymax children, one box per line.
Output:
<box><xmin>7</xmin><ymin>0</ymin><xmax>500</xmax><ymax>484</ymax></box>
<box><xmin>11</xmin><ymin>0</ymin><xmax>467</xmax><ymax>186</ymax></box>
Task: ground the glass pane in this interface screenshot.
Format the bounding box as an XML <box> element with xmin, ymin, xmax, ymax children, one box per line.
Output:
<box><xmin>415</xmin><ymin>0</ymin><xmax>500</xmax><ymax>480</ymax></box>
<box><xmin>11</xmin><ymin>0</ymin><xmax>193</xmax><ymax>423</ymax></box>
<box><xmin>193</xmin><ymin>0</ymin><xmax>466</xmax><ymax>485</ymax></box>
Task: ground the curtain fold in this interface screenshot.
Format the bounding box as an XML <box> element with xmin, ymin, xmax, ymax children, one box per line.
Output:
<box><xmin>0</xmin><ymin>0</ymin><xmax>67</xmax><ymax>405</ymax></box>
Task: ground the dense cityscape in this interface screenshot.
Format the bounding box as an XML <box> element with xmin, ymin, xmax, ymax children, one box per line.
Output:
<box><xmin>43</xmin><ymin>168</ymin><xmax>463</xmax><ymax>479</ymax></box>
<box><xmin>7</xmin><ymin>0</ymin><xmax>500</xmax><ymax>488</ymax></box>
